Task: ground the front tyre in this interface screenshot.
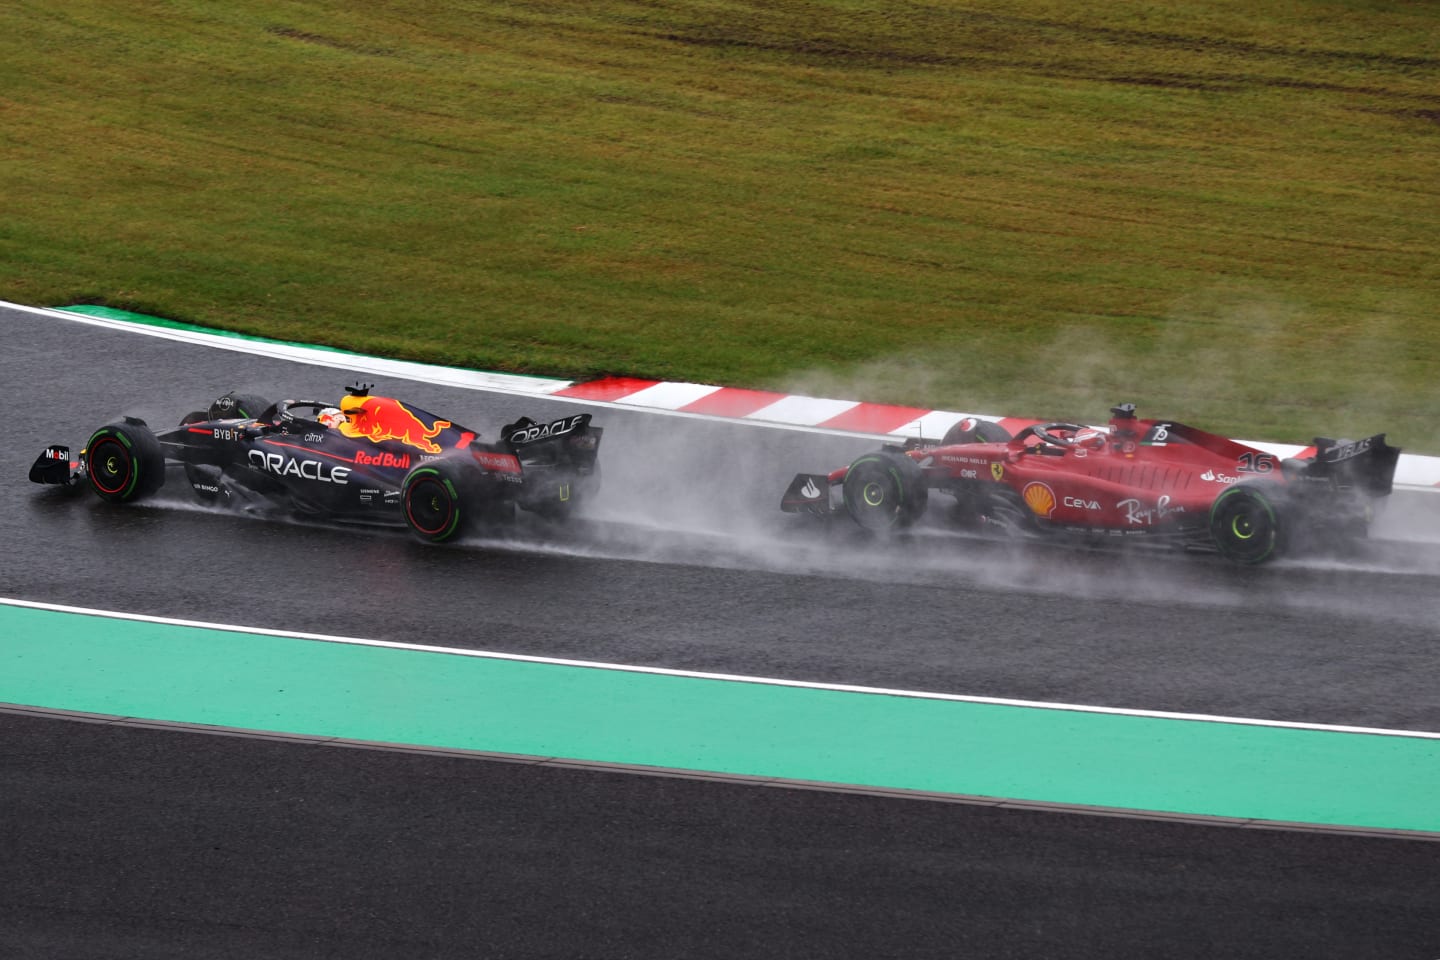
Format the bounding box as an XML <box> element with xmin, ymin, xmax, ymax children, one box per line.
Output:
<box><xmin>842</xmin><ymin>450</ymin><xmax>928</xmax><ymax>533</ymax></box>
<box><xmin>941</xmin><ymin>417</ymin><xmax>1012</xmax><ymax>446</ymax></box>
<box><xmin>1209</xmin><ymin>484</ymin><xmax>1285</xmax><ymax>564</ymax></box>
<box><xmin>208</xmin><ymin>392</ymin><xmax>272</xmax><ymax>421</ymax></box>
<box><xmin>86</xmin><ymin>421</ymin><xmax>165</xmax><ymax>503</ymax></box>
<box><xmin>401</xmin><ymin>459</ymin><xmax>480</xmax><ymax>543</ymax></box>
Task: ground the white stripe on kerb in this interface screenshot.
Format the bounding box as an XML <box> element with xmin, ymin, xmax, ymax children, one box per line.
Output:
<box><xmin>746</xmin><ymin>395</ymin><xmax>859</xmax><ymax>425</ymax></box>
<box><xmin>611</xmin><ymin>381</ymin><xmax>722</xmax><ymax>409</ymax></box>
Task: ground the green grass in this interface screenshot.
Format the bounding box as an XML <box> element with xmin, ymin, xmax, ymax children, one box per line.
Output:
<box><xmin>2</xmin><ymin>1</ymin><xmax>1438</xmax><ymax>447</ymax></box>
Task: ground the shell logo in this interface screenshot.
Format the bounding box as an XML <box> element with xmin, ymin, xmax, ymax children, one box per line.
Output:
<box><xmin>1022</xmin><ymin>481</ymin><xmax>1057</xmax><ymax>518</ymax></box>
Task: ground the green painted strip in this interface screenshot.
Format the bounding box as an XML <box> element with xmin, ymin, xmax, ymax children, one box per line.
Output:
<box><xmin>58</xmin><ymin>304</ymin><xmax>372</xmax><ymax>356</ymax></box>
<box><xmin>2</xmin><ymin>601</ymin><xmax>1437</xmax><ymax>833</ymax></box>
<box><xmin>53</xmin><ymin>305</ymin><xmax>570</xmax><ymax>389</ymax></box>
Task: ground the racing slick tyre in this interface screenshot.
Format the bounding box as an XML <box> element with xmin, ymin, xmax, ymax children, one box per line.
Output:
<box><xmin>941</xmin><ymin>417</ymin><xmax>1012</xmax><ymax>446</ymax></box>
<box><xmin>1209</xmin><ymin>483</ymin><xmax>1286</xmax><ymax>565</ymax></box>
<box><xmin>85</xmin><ymin>420</ymin><xmax>166</xmax><ymax>504</ymax></box>
<box><xmin>842</xmin><ymin>450</ymin><xmax>928</xmax><ymax>533</ymax></box>
<box><xmin>402</xmin><ymin>458</ymin><xmax>481</xmax><ymax>543</ymax></box>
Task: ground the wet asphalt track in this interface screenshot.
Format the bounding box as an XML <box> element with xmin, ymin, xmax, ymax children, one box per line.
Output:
<box><xmin>2</xmin><ymin>304</ymin><xmax>1439</xmax><ymax>957</ymax></box>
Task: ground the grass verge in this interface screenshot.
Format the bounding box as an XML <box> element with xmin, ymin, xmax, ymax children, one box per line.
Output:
<box><xmin>2</xmin><ymin>1</ymin><xmax>1437</xmax><ymax>446</ymax></box>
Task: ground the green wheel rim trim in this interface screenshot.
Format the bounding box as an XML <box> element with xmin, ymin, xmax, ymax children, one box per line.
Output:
<box><xmin>90</xmin><ymin>435</ymin><xmax>138</xmax><ymax>497</ymax></box>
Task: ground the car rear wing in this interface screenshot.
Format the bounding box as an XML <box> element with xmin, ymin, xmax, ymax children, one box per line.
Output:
<box><xmin>1302</xmin><ymin>433</ymin><xmax>1401</xmax><ymax>497</ymax></box>
<box><xmin>501</xmin><ymin>413</ymin><xmax>601</xmax><ymax>466</ymax></box>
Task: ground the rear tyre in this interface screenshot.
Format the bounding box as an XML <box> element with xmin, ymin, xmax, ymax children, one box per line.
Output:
<box><xmin>1210</xmin><ymin>484</ymin><xmax>1286</xmax><ymax>564</ymax></box>
<box><xmin>402</xmin><ymin>459</ymin><xmax>481</xmax><ymax>543</ymax></box>
<box><xmin>842</xmin><ymin>450</ymin><xmax>928</xmax><ymax>533</ymax></box>
<box><xmin>86</xmin><ymin>421</ymin><xmax>165</xmax><ymax>503</ymax></box>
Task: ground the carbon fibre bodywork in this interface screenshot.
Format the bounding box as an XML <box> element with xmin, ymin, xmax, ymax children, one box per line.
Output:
<box><xmin>782</xmin><ymin>404</ymin><xmax>1399</xmax><ymax>564</ymax></box>
<box><xmin>30</xmin><ymin>386</ymin><xmax>602</xmax><ymax>540</ymax></box>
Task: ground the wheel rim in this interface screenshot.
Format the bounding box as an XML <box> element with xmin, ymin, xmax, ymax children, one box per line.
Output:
<box><xmin>405</xmin><ymin>474</ymin><xmax>457</xmax><ymax>537</ymax></box>
<box><xmin>1213</xmin><ymin>490</ymin><xmax>1279</xmax><ymax>563</ymax></box>
<box><xmin>844</xmin><ymin>457</ymin><xmax>911</xmax><ymax>531</ymax></box>
<box><xmin>88</xmin><ymin>437</ymin><xmax>132</xmax><ymax>495</ymax></box>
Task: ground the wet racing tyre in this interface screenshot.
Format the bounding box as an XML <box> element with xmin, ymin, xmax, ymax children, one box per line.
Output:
<box><xmin>1209</xmin><ymin>483</ymin><xmax>1286</xmax><ymax>564</ymax></box>
<box><xmin>402</xmin><ymin>458</ymin><xmax>481</xmax><ymax>543</ymax></box>
<box><xmin>842</xmin><ymin>450</ymin><xmax>928</xmax><ymax>532</ymax></box>
<box><xmin>86</xmin><ymin>420</ymin><xmax>166</xmax><ymax>503</ymax></box>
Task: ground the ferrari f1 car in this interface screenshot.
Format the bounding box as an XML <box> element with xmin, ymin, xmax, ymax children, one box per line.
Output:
<box><xmin>29</xmin><ymin>384</ymin><xmax>602</xmax><ymax>542</ymax></box>
<box><xmin>781</xmin><ymin>404</ymin><xmax>1400</xmax><ymax>564</ymax></box>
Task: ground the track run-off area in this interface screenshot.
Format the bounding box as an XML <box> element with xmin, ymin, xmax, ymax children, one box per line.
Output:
<box><xmin>3</xmin><ymin>597</ymin><xmax>1438</xmax><ymax>837</ymax></box>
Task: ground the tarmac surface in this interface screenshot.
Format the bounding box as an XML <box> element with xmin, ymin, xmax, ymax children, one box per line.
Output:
<box><xmin>3</xmin><ymin>304</ymin><xmax>1438</xmax><ymax>957</ymax></box>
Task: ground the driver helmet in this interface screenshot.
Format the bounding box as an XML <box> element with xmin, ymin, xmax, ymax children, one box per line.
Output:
<box><xmin>317</xmin><ymin>407</ymin><xmax>347</xmax><ymax>429</ymax></box>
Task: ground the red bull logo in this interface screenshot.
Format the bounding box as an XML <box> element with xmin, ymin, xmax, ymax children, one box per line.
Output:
<box><xmin>354</xmin><ymin>450</ymin><xmax>412</xmax><ymax>470</ymax></box>
<box><xmin>339</xmin><ymin>396</ymin><xmax>450</xmax><ymax>454</ymax></box>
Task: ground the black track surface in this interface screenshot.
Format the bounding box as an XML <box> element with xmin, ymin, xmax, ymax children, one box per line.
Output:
<box><xmin>3</xmin><ymin>304</ymin><xmax>1439</xmax><ymax>957</ymax></box>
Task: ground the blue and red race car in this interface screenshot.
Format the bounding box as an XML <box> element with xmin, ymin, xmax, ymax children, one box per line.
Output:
<box><xmin>30</xmin><ymin>384</ymin><xmax>601</xmax><ymax>542</ymax></box>
<box><xmin>782</xmin><ymin>403</ymin><xmax>1399</xmax><ymax>564</ymax></box>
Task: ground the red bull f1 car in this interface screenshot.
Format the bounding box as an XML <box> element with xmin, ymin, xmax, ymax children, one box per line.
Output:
<box><xmin>781</xmin><ymin>404</ymin><xmax>1400</xmax><ymax>564</ymax></box>
<box><xmin>29</xmin><ymin>384</ymin><xmax>602</xmax><ymax>542</ymax></box>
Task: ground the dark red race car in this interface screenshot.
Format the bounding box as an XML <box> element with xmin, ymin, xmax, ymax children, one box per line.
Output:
<box><xmin>781</xmin><ymin>404</ymin><xmax>1399</xmax><ymax>564</ymax></box>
